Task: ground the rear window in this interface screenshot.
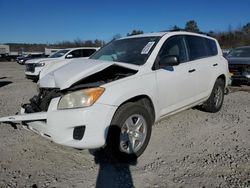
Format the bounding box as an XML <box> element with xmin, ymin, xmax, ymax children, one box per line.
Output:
<box><xmin>185</xmin><ymin>35</ymin><xmax>218</xmax><ymax>61</ymax></box>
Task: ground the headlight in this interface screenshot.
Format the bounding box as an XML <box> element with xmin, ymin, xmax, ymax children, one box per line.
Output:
<box><xmin>36</xmin><ymin>63</ymin><xmax>45</xmax><ymax>67</ymax></box>
<box><xmin>58</xmin><ymin>87</ymin><xmax>105</xmax><ymax>109</ymax></box>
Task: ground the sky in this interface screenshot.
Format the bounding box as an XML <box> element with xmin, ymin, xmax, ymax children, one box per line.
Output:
<box><xmin>0</xmin><ymin>0</ymin><xmax>250</xmax><ymax>43</ymax></box>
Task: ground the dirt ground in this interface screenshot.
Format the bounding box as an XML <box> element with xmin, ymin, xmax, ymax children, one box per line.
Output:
<box><xmin>0</xmin><ymin>61</ymin><xmax>250</xmax><ymax>188</ymax></box>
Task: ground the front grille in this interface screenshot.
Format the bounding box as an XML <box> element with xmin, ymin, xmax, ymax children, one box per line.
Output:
<box><xmin>23</xmin><ymin>88</ymin><xmax>62</xmax><ymax>113</ymax></box>
<box><xmin>26</xmin><ymin>64</ymin><xmax>35</xmax><ymax>72</ymax></box>
<box><xmin>229</xmin><ymin>64</ymin><xmax>244</xmax><ymax>75</ymax></box>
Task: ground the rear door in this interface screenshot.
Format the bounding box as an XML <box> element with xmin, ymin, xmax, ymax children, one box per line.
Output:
<box><xmin>184</xmin><ymin>35</ymin><xmax>218</xmax><ymax>99</ymax></box>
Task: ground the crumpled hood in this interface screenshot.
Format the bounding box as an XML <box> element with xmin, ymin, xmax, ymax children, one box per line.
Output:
<box><xmin>39</xmin><ymin>59</ymin><xmax>115</xmax><ymax>90</ymax></box>
<box><xmin>39</xmin><ymin>59</ymin><xmax>138</xmax><ymax>90</ymax></box>
<box><xmin>227</xmin><ymin>57</ymin><xmax>250</xmax><ymax>65</ymax></box>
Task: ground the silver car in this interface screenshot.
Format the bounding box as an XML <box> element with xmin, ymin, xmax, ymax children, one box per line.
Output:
<box><xmin>227</xmin><ymin>46</ymin><xmax>250</xmax><ymax>85</ymax></box>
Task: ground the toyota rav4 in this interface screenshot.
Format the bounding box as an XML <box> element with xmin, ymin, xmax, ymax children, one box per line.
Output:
<box><xmin>0</xmin><ymin>31</ymin><xmax>230</xmax><ymax>162</ymax></box>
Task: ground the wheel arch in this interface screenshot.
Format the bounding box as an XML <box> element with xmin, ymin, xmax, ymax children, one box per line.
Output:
<box><xmin>208</xmin><ymin>74</ymin><xmax>226</xmax><ymax>96</ymax></box>
<box><xmin>217</xmin><ymin>74</ymin><xmax>226</xmax><ymax>86</ymax></box>
<box><xmin>113</xmin><ymin>95</ymin><xmax>156</xmax><ymax>124</ymax></box>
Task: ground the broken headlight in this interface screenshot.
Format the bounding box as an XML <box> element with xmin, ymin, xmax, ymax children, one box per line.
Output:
<box><xmin>58</xmin><ymin>87</ymin><xmax>105</xmax><ymax>110</ymax></box>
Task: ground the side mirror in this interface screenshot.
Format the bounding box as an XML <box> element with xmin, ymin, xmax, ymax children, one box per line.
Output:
<box><xmin>66</xmin><ymin>54</ymin><xmax>73</xmax><ymax>59</ymax></box>
<box><xmin>159</xmin><ymin>55</ymin><xmax>180</xmax><ymax>67</ymax></box>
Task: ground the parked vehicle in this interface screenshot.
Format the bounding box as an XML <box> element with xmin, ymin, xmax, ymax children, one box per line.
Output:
<box><xmin>222</xmin><ymin>49</ymin><xmax>231</xmax><ymax>57</ymax></box>
<box><xmin>0</xmin><ymin>31</ymin><xmax>229</xmax><ymax>162</ymax></box>
<box><xmin>226</xmin><ymin>46</ymin><xmax>250</xmax><ymax>85</ymax></box>
<box><xmin>25</xmin><ymin>47</ymin><xmax>99</xmax><ymax>80</ymax></box>
<box><xmin>0</xmin><ymin>45</ymin><xmax>10</xmax><ymax>56</ymax></box>
<box><xmin>0</xmin><ymin>45</ymin><xmax>19</xmax><ymax>61</ymax></box>
<box><xmin>17</xmin><ymin>53</ymin><xmax>47</xmax><ymax>65</ymax></box>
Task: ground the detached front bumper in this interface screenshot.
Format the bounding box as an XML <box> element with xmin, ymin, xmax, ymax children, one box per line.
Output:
<box><xmin>0</xmin><ymin>97</ymin><xmax>117</xmax><ymax>149</ymax></box>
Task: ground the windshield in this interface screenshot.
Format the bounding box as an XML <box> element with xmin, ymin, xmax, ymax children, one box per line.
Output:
<box><xmin>90</xmin><ymin>37</ymin><xmax>160</xmax><ymax>65</ymax></box>
<box><xmin>228</xmin><ymin>47</ymin><xmax>250</xmax><ymax>58</ymax></box>
<box><xmin>49</xmin><ymin>49</ymin><xmax>70</xmax><ymax>58</ymax></box>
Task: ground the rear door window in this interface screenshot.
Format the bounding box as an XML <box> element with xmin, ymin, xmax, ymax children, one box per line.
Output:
<box><xmin>185</xmin><ymin>35</ymin><xmax>218</xmax><ymax>61</ymax></box>
<box><xmin>80</xmin><ymin>49</ymin><xmax>96</xmax><ymax>57</ymax></box>
<box><xmin>68</xmin><ymin>50</ymin><xmax>81</xmax><ymax>58</ymax></box>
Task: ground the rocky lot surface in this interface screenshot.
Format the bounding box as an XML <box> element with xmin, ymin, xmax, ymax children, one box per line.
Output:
<box><xmin>0</xmin><ymin>61</ymin><xmax>250</xmax><ymax>188</ymax></box>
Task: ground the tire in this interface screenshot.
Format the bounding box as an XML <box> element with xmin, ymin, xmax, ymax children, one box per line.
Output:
<box><xmin>105</xmin><ymin>102</ymin><xmax>152</xmax><ymax>163</ymax></box>
<box><xmin>202</xmin><ymin>78</ymin><xmax>225</xmax><ymax>113</ymax></box>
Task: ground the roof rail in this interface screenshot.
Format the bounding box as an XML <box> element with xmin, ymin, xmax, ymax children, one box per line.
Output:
<box><xmin>166</xmin><ymin>29</ymin><xmax>212</xmax><ymax>37</ymax></box>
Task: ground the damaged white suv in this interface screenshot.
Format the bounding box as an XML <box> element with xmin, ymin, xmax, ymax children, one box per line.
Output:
<box><xmin>0</xmin><ymin>32</ymin><xmax>229</xmax><ymax>162</ymax></box>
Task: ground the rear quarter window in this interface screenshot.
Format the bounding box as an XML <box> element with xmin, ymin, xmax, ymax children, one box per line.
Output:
<box><xmin>205</xmin><ymin>39</ymin><xmax>218</xmax><ymax>56</ymax></box>
<box><xmin>185</xmin><ymin>35</ymin><xmax>218</xmax><ymax>61</ymax></box>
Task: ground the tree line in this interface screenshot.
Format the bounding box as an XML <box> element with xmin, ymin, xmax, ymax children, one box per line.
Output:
<box><xmin>182</xmin><ymin>20</ymin><xmax>250</xmax><ymax>49</ymax></box>
<box><xmin>5</xmin><ymin>20</ymin><xmax>250</xmax><ymax>53</ymax></box>
<box><xmin>6</xmin><ymin>39</ymin><xmax>105</xmax><ymax>53</ymax></box>
<box><xmin>118</xmin><ymin>21</ymin><xmax>250</xmax><ymax>49</ymax></box>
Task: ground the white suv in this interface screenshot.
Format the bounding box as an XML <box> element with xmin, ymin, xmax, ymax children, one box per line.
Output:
<box><xmin>0</xmin><ymin>32</ymin><xmax>229</xmax><ymax>162</ymax></box>
<box><xmin>25</xmin><ymin>47</ymin><xmax>99</xmax><ymax>80</ymax></box>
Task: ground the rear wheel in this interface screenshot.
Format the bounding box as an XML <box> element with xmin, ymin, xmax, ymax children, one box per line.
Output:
<box><xmin>202</xmin><ymin>78</ymin><xmax>225</xmax><ymax>113</ymax></box>
<box><xmin>105</xmin><ymin>103</ymin><xmax>152</xmax><ymax>162</ymax></box>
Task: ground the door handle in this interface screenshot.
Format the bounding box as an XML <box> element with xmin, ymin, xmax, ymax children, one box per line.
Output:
<box><xmin>188</xmin><ymin>69</ymin><xmax>196</xmax><ymax>73</ymax></box>
<box><xmin>213</xmin><ymin>63</ymin><xmax>218</xmax><ymax>67</ymax></box>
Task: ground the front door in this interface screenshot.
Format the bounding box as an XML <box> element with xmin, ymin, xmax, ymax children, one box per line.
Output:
<box><xmin>155</xmin><ymin>35</ymin><xmax>197</xmax><ymax>116</ymax></box>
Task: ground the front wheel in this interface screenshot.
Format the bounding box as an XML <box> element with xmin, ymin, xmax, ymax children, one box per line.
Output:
<box><xmin>202</xmin><ymin>78</ymin><xmax>225</xmax><ymax>113</ymax></box>
<box><xmin>105</xmin><ymin>103</ymin><xmax>152</xmax><ymax>163</ymax></box>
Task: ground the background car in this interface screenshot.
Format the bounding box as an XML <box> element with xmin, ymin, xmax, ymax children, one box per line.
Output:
<box><xmin>25</xmin><ymin>47</ymin><xmax>99</xmax><ymax>80</ymax></box>
<box><xmin>227</xmin><ymin>46</ymin><xmax>250</xmax><ymax>85</ymax></box>
<box><xmin>16</xmin><ymin>53</ymin><xmax>47</xmax><ymax>65</ymax></box>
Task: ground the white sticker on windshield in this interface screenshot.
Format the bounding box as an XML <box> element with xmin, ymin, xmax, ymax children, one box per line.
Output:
<box><xmin>141</xmin><ymin>42</ymin><xmax>155</xmax><ymax>54</ymax></box>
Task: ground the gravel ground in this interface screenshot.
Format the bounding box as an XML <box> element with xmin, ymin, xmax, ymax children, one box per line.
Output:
<box><xmin>0</xmin><ymin>61</ymin><xmax>250</xmax><ymax>188</ymax></box>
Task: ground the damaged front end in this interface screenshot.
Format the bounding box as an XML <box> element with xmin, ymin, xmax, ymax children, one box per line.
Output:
<box><xmin>22</xmin><ymin>88</ymin><xmax>62</xmax><ymax>113</ymax></box>
<box><xmin>1</xmin><ymin>62</ymin><xmax>138</xmax><ymax>121</ymax></box>
<box><xmin>23</xmin><ymin>64</ymin><xmax>137</xmax><ymax>113</ymax></box>
<box><xmin>0</xmin><ymin>61</ymin><xmax>137</xmax><ymax>148</ymax></box>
